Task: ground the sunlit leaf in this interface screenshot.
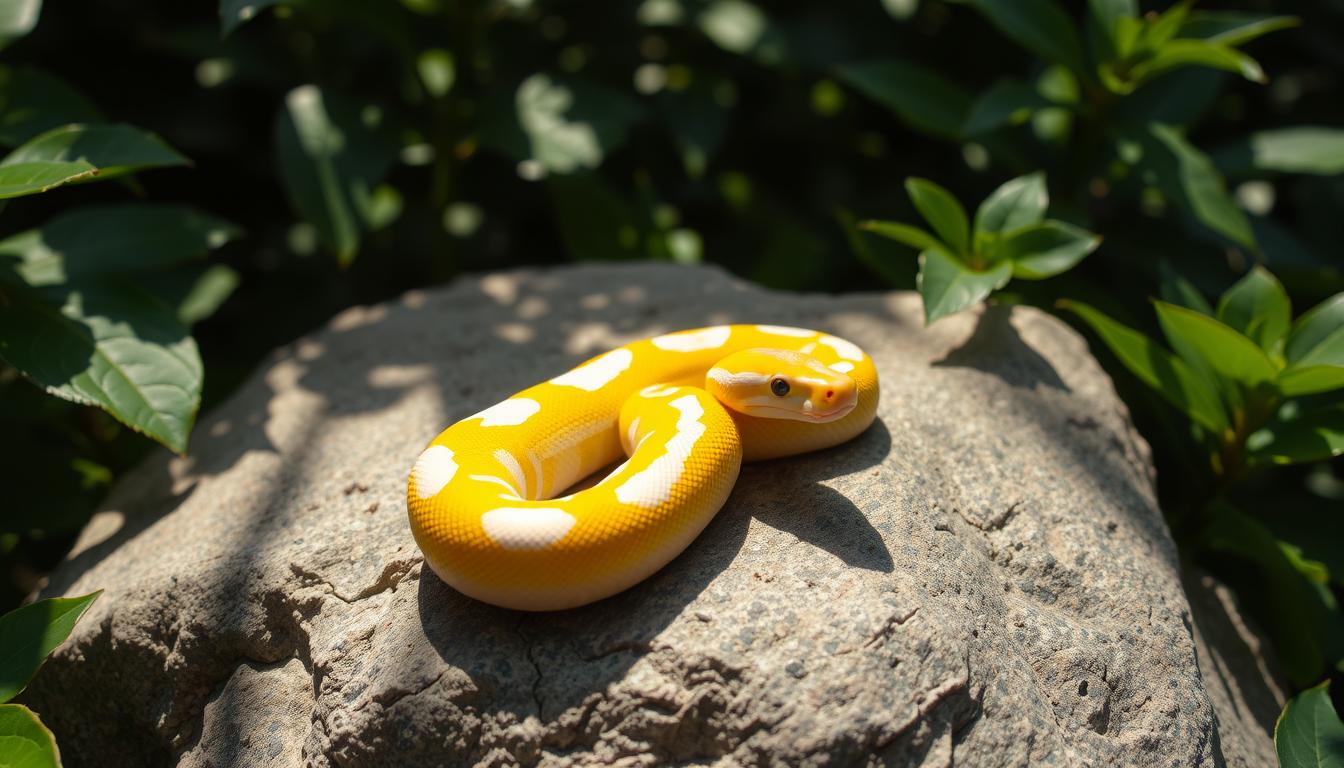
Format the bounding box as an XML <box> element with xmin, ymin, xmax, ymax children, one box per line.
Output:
<box><xmin>1155</xmin><ymin>301</ymin><xmax>1278</xmax><ymax>390</ymax></box>
<box><xmin>1181</xmin><ymin>12</ymin><xmax>1298</xmax><ymax>47</ymax></box>
<box><xmin>1213</xmin><ymin>128</ymin><xmax>1344</xmax><ymax>177</ymax></box>
<box><xmin>1278</xmin><ymin>366</ymin><xmax>1344</xmax><ymax>398</ymax></box>
<box><xmin>1286</xmin><ymin>294</ymin><xmax>1344</xmax><ymax>367</ymax></box>
<box><xmin>836</xmin><ymin>59</ymin><xmax>972</xmax><ymax>140</ymax></box>
<box><xmin>0</xmin><ymin>280</ymin><xmax>202</xmax><ymax>453</ymax></box>
<box><xmin>973</xmin><ymin>172</ymin><xmax>1047</xmax><ymax>239</ymax></box>
<box><xmin>857</xmin><ymin>220</ymin><xmax>943</xmax><ymax>253</ymax></box>
<box><xmin>274</xmin><ymin>85</ymin><xmax>398</xmax><ymax>266</ymax></box>
<box><xmin>1276</xmin><ymin>681</ymin><xmax>1344</xmax><ymax>768</ymax></box>
<box><xmin>905</xmin><ymin>178</ymin><xmax>969</xmax><ymax>256</ymax></box>
<box><xmin>512</xmin><ymin>74</ymin><xmax>644</xmax><ymax>175</ymax></box>
<box><xmin>1249</xmin><ymin>404</ymin><xmax>1344</xmax><ymax>465</ymax></box>
<box><xmin>917</xmin><ymin>248</ymin><xmax>1010</xmax><ymax>325</ymax></box>
<box><xmin>1000</xmin><ymin>220</ymin><xmax>1100</xmax><ymax>280</ymax></box>
<box><xmin>0</xmin><ymin>704</ymin><xmax>59</xmax><ymax>768</ymax></box>
<box><xmin>1143</xmin><ymin>0</ymin><xmax>1194</xmax><ymax>49</ymax></box>
<box><xmin>0</xmin><ymin>0</ymin><xmax>40</xmax><ymax>50</ymax></box>
<box><xmin>0</xmin><ymin>591</ymin><xmax>99</xmax><ymax>702</ymax></box>
<box><xmin>416</xmin><ymin>49</ymin><xmax>455</xmax><ymax>98</ymax></box>
<box><xmin>1</xmin><ymin>123</ymin><xmax>188</xmax><ymax>183</ymax></box>
<box><xmin>0</xmin><ymin>204</ymin><xmax>240</xmax><ymax>286</ymax></box>
<box><xmin>1145</xmin><ymin>123</ymin><xmax>1255</xmax><ymax>249</ymax></box>
<box><xmin>1127</xmin><ymin>40</ymin><xmax>1265</xmax><ymax>88</ymax></box>
<box><xmin>0</xmin><ymin>66</ymin><xmax>102</xmax><ymax>147</ymax></box>
<box><xmin>0</xmin><ymin>160</ymin><xmax>96</xmax><ymax>198</ymax></box>
<box><xmin>1216</xmin><ymin>266</ymin><xmax>1291</xmax><ymax>355</ymax></box>
<box><xmin>1059</xmin><ymin>300</ymin><xmax>1227</xmax><ymax>433</ymax></box>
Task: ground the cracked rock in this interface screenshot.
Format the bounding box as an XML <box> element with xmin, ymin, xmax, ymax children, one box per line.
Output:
<box><xmin>26</xmin><ymin>264</ymin><xmax>1281</xmax><ymax>766</ymax></box>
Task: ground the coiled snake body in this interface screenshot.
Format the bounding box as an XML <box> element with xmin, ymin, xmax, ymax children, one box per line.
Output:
<box><xmin>406</xmin><ymin>324</ymin><xmax>879</xmax><ymax>610</ymax></box>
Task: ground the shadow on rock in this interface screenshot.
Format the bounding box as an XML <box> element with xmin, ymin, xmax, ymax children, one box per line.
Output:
<box><xmin>933</xmin><ymin>304</ymin><xmax>1069</xmax><ymax>392</ymax></box>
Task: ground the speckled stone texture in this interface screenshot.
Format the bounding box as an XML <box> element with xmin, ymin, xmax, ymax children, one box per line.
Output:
<box><xmin>26</xmin><ymin>264</ymin><xmax>1281</xmax><ymax>766</ymax></box>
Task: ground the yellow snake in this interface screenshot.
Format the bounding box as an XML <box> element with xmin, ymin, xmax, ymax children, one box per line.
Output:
<box><xmin>406</xmin><ymin>324</ymin><xmax>879</xmax><ymax>611</ymax></box>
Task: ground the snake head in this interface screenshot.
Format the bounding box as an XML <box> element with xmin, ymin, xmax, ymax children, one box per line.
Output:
<box><xmin>706</xmin><ymin>348</ymin><xmax>858</xmax><ymax>423</ymax></box>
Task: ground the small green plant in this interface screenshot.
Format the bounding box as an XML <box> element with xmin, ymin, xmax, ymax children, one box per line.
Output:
<box><xmin>1061</xmin><ymin>268</ymin><xmax>1344</xmax><ymax>686</ymax></box>
<box><xmin>0</xmin><ymin>591</ymin><xmax>100</xmax><ymax>767</ymax></box>
<box><xmin>860</xmin><ymin>173</ymin><xmax>1100</xmax><ymax>323</ymax></box>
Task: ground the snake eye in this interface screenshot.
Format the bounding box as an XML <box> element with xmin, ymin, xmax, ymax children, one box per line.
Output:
<box><xmin>770</xmin><ymin>378</ymin><xmax>790</xmax><ymax>397</ymax></box>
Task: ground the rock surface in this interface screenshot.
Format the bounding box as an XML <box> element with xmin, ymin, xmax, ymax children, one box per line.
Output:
<box><xmin>27</xmin><ymin>264</ymin><xmax>1281</xmax><ymax>766</ymax></box>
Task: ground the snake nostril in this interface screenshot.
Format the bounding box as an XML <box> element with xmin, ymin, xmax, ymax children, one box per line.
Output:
<box><xmin>825</xmin><ymin>389</ymin><xmax>834</xmax><ymax>400</ymax></box>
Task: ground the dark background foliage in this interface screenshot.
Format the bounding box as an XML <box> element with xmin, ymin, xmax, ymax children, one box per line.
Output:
<box><xmin>1</xmin><ymin>0</ymin><xmax>1342</xmax><ymax>751</ymax></box>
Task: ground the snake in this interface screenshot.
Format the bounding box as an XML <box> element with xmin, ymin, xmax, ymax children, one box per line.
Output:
<box><xmin>405</xmin><ymin>324</ymin><xmax>879</xmax><ymax>611</ymax></box>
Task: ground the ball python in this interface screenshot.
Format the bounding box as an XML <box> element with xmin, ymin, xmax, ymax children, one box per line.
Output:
<box><xmin>406</xmin><ymin>324</ymin><xmax>879</xmax><ymax>611</ymax></box>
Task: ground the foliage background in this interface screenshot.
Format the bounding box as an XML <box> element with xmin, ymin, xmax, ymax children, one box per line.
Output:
<box><xmin>1</xmin><ymin>0</ymin><xmax>1342</xmax><ymax>752</ymax></box>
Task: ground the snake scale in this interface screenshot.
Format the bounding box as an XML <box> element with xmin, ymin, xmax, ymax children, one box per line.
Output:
<box><xmin>406</xmin><ymin>324</ymin><xmax>879</xmax><ymax>611</ymax></box>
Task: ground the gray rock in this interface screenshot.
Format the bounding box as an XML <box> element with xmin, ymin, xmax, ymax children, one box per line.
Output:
<box><xmin>26</xmin><ymin>264</ymin><xmax>1280</xmax><ymax>766</ymax></box>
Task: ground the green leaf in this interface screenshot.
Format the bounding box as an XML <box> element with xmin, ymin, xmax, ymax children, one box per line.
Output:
<box><xmin>1158</xmin><ymin>262</ymin><xmax>1214</xmax><ymax>315</ymax></box>
<box><xmin>962</xmin><ymin>79</ymin><xmax>1052</xmax><ymax>136</ymax></box>
<box><xmin>219</xmin><ymin>0</ymin><xmax>284</xmax><ymax>35</ymax></box>
<box><xmin>1146</xmin><ymin>123</ymin><xmax>1256</xmax><ymax>249</ymax></box>
<box><xmin>905</xmin><ymin>178</ymin><xmax>969</xmax><ymax>257</ymax></box>
<box><xmin>1249</xmin><ymin>404</ymin><xmax>1344</xmax><ymax>465</ymax></box>
<box><xmin>0</xmin><ymin>123</ymin><xmax>188</xmax><ymax>183</ymax></box>
<box><xmin>0</xmin><ymin>591</ymin><xmax>99</xmax><ymax>703</ymax></box>
<box><xmin>511</xmin><ymin>74</ymin><xmax>644</xmax><ymax>175</ymax></box>
<box><xmin>917</xmin><ymin>248</ymin><xmax>1010</xmax><ymax>325</ymax></box>
<box><xmin>0</xmin><ymin>281</ymin><xmax>203</xmax><ymax>453</ymax></box>
<box><xmin>1127</xmin><ymin>40</ymin><xmax>1266</xmax><ymax>87</ymax></box>
<box><xmin>973</xmin><ymin>172</ymin><xmax>1048</xmax><ymax>239</ymax></box>
<box><xmin>170</xmin><ymin>264</ymin><xmax>240</xmax><ymax>326</ymax></box>
<box><xmin>0</xmin><ymin>0</ymin><xmax>40</xmax><ymax>50</ymax></box>
<box><xmin>1059</xmin><ymin>300</ymin><xmax>1227</xmax><ymax>433</ymax></box>
<box><xmin>416</xmin><ymin>49</ymin><xmax>455</xmax><ymax>98</ymax></box>
<box><xmin>0</xmin><ymin>704</ymin><xmax>60</xmax><ymax>768</ymax></box>
<box><xmin>1154</xmin><ymin>301</ymin><xmax>1278</xmax><ymax>390</ymax></box>
<box><xmin>274</xmin><ymin>85</ymin><xmax>398</xmax><ymax>266</ymax></box>
<box><xmin>956</xmin><ymin>0</ymin><xmax>1086</xmax><ymax>75</ymax></box>
<box><xmin>1216</xmin><ymin>266</ymin><xmax>1291</xmax><ymax>355</ymax></box>
<box><xmin>1181</xmin><ymin>12</ymin><xmax>1298</xmax><ymax>47</ymax></box>
<box><xmin>857</xmin><ymin>220</ymin><xmax>944</xmax><ymax>253</ymax></box>
<box><xmin>835</xmin><ymin>59</ymin><xmax>972</xmax><ymax>140</ymax></box>
<box><xmin>1143</xmin><ymin>0</ymin><xmax>1194</xmax><ymax>49</ymax></box>
<box><xmin>1276</xmin><ymin>682</ymin><xmax>1344</xmax><ymax>768</ymax></box>
<box><xmin>1114</xmin><ymin>67</ymin><xmax>1223</xmax><ymax>128</ymax></box>
<box><xmin>838</xmin><ymin>208</ymin><xmax>917</xmax><ymax>288</ymax></box>
<box><xmin>1087</xmin><ymin>0</ymin><xmax>1136</xmax><ymax>41</ymax></box>
<box><xmin>1278</xmin><ymin>366</ymin><xmax>1344</xmax><ymax>398</ymax></box>
<box><xmin>0</xmin><ymin>66</ymin><xmax>102</xmax><ymax>147</ymax></box>
<box><xmin>1201</xmin><ymin>505</ymin><xmax>1344</xmax><ymax>687</ymax></box>
<box><xmin>1213</xmin><ymin>128</ymin><xmax>1344</xmax><ymax>177</ymax></box>
<box><xmin>1287</xmin><ymin>295</ymin><xmax>1344</xmax><ymax>367</ymax></box>
<box><xmin>1000</xmin><ymin>220</ymin><xmax>1100</xmax><ymax>280</ymax></box>
<box><xmin>0</xmin><ymin>160</ymin><xmax>96</xmax><ymax>199</ymax></box>
<box><xmin>0</xmin><ymin>205</ymin><xmax>240</xmax><ymax>287</ymax></box>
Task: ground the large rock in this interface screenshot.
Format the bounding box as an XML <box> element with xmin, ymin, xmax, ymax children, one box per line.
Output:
<box><xmin>27</xmin><ymin>264</ymin><xmax>1281</xmax><ymax>766</ymax></box>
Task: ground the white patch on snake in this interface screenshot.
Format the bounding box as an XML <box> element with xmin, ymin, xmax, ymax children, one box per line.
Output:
<box><xmin>626</xmin><ymin>416</ymin><xmax>641</xmax><ymax>451</ymax></box>
<box><xmin>412</xmin><ymin>445</ymin><xmax>457</xmax><ymax>499</ymax></box>
<box><xmin>469</xmin><ymin>474</ymin><xmax>521</xmax><ymax>499</ymax></box>
<box><xmin>707</xmin><ymin>368</ymin><xmax>769</xmax><ymax>388</ymax></box>
<box><xmin>651</xmin><ymin>326</ymin><xmax>731</xmax><ymax>352</ymax></box>
<box><xmin>640</xmin><ymin>384</ymin><xmax>680</xmax><ymax>398</ymax></box>
<box><xmin>830</xmin><ymin>361</ymin><xmax>855</xmax><ymax>373</ymax></box>
<box><xmin>615</xmin><ymin>394</ymin><xmax>705</xmax><ymax>508</ymax></box>
<box><xmin>800</xmin><ymin>342</ymin><xmax>817</xmax><ymax>354</ymax></box>
<box><xmin>528</xmin><ymin>451</ymin><xmax>547</xmax><ymax>498</ymax></box>
<box><xmin>755</xmin><ymin>325</ymin><xmax>814</xmax><ymax>337</ymax></box>
<box><xmin>468</xmin><ymin>397</ymin><xmax>541</xmax><ymax>427</ymax></box>
<box><xmin>820</xmin><ymin>335</ymin><xmax>863</xmax><ymax>361</ymax></box>
<box><xmin>493</xmin><ymin>449</ymin><xmax>528</xmax><ymax>497</ymax></box>
<box><xmin>481</xmin><ymin>507</ymin><xmax>577</xmax><ymax>550</ymax></box>
<box><xmin>549</xmin><ymin>348</ymin><xmax>633</xmax><ymax>391</ymax></box>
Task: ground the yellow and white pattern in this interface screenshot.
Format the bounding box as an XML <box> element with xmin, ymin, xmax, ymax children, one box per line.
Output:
<box><xmin>406</xmin><ymin>324</ymin><xmax>879</xmax><ymax>610</ymax></box>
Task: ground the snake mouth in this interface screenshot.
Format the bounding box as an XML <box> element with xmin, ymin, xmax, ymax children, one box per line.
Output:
<box><xmin>748</xmin><ymin>402</ymin><xmax>857</xmax><ymax>423</ymax></box>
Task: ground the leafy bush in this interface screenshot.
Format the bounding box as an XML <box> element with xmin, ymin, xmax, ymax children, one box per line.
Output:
<box><xmin>1</xmin><ymin>0</ymin><xmax>1342</xmax><ymax>762</ymax></box>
